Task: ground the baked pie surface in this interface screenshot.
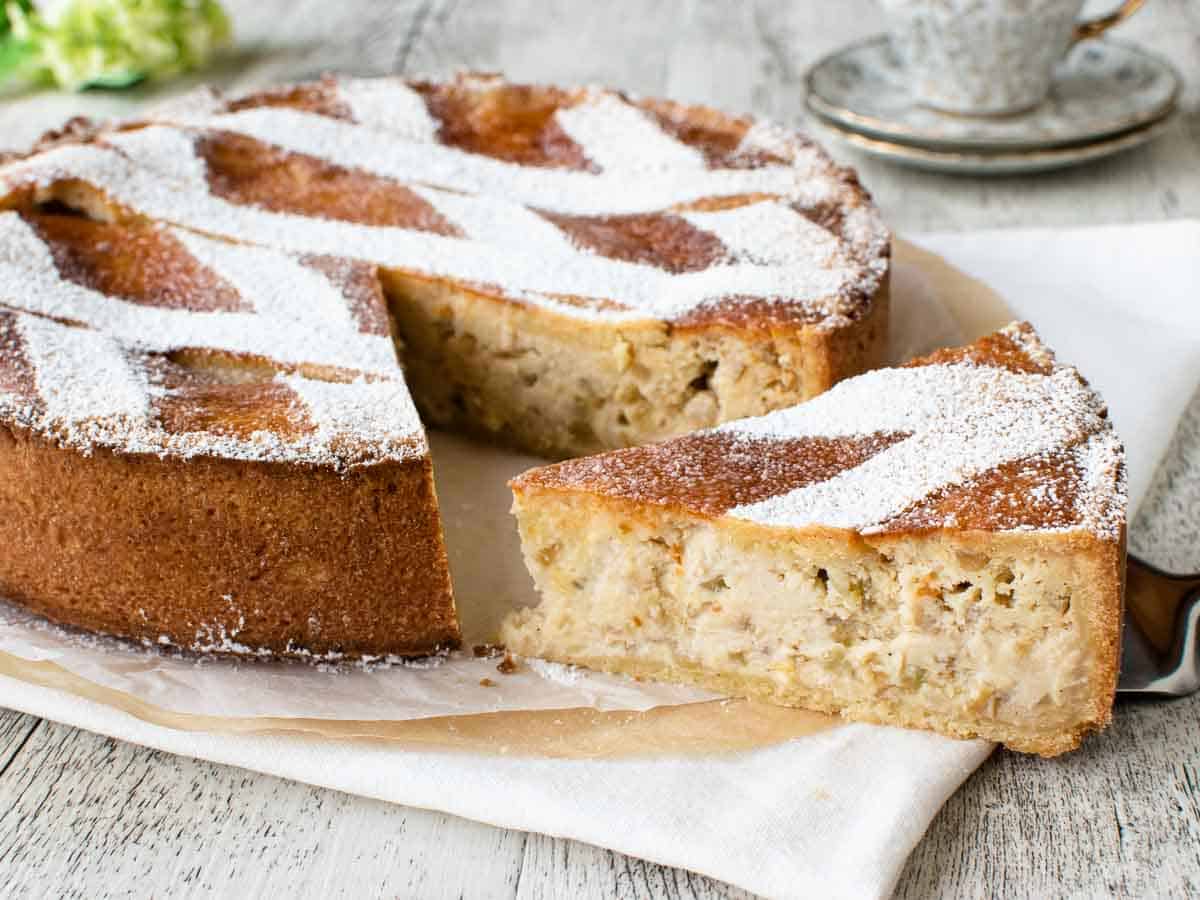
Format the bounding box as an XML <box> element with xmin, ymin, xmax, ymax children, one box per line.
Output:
<box><xmin>0</xmin><ymin>72</ymin><xmax>890</xmax><ymax>457</ymax></box>
<box><xmin>502</xmin><ymin>324</ymin><xmax>1127</xmax><ymax>755</ymax></box>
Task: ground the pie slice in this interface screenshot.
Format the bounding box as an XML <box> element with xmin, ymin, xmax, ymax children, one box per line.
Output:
<box><xmin>0</xmin><ymin>212</ymin><xmax>455</xmax><ymax>658</ymax></box>
<box><xmin>502</xmin><ymin>324</ymin><xmax>1126</xmax><ymax>755</ymax></box>
<box><xmin>0</xmin><ymin>73</ymin><xmax>889</xmax><ymax>458</ymax></box>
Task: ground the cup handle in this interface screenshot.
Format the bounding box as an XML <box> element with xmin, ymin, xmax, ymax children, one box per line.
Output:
<box><xmin>1073</xmin><ymin>0</ymin><xmax>1145</xmax><ymax>43</ymax></box>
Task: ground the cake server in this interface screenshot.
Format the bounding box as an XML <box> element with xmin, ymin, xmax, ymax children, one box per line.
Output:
<box><xmin>1118</xmin><ymin>556</ymin><xmax>1200</xmax><ymax>695</ymax></box>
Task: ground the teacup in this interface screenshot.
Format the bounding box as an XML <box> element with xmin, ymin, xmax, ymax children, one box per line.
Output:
<box><xmin>878</xmin><ymin>0</ymin><xmax>1146</xmax><ymax>115</ymax></box>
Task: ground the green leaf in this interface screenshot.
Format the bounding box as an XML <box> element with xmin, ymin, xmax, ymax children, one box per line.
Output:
<box><xmin>82</xmin><ymin>68</ymin><xmax>146</xmax><ymax>89</ymax></box>
<box><xmin>0</xmin><ymin>36</ymin><xmax>36</xmax><ymax>81</ymax></box>
<box><xmin>1</xmin><ymin>2</ymin><xmax>36</xmax><ymax>37</ymax></box>
<box><xmin>0</xmin><ymin>0</ymin><xmax>232</xmax><ymax>91</ymax></box>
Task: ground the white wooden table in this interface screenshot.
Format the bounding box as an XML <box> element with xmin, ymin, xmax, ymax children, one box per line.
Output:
<box><xmin>1</xmin><ymin>1</ymin><xmax>1199</xmax><ymax>897</ymax></box>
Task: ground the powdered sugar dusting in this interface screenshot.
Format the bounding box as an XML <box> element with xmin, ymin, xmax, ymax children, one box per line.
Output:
<box><xmin>0</xmin><ymin>228</ymin><xmax>423</xmax><ymax>468</ymax></box>
<box><xmin>155</xmin><ymin>104</ymin><xmax>838</xmax><ymax>216</ymax></box>
<box><xmin>554</xmin><ymin>91</ymin><xmax>707</xmax><ymax>172</ymax></box>
<box><xmin>281</xmin><ymin>372</ymin><xmax>425</xmax><ymax>462</ymax></box>
<box><xmin>409</xmin><ymin>183</ymin><xmax>577</xmax><ymax>255</ymax></box>
<box><xmin>0</xmin><ymin>211</ymin><xmax>396</xmax><ymax>374</ymax></box>
<box><xmin>1072</xmin><ymin>430</ymin><xmax>1127</xmax><ymax>538</ymax></box>
<box><xmin>720</xmin><ymin>325</ymin><xmax>1125</xmax><ymax>540</ymax></box>
<box><xmin>0</xmin><ymin>135</ymin><xmax>875</xmax><ymax>325</ymax></box>
<box><xmin>730</xmin><ymin>367</ymin><xmax>1104</xmax><ymax>530</ymax></box>
<box><xmin>146</xmin><ymin>85</ymin><xmax>224</xmax><ymax>121</ymax></box>
<box><xmin>681</xmin><ymin>201</ymin><xmax>845</xmax><ymax>268</ymax></box>
<box><xmin>104</xmin><ymin>126</ymin><xmax>209</xmax><ymax>190</ymax></box>
<box><xmin>736</xmin><ymin>119</ymin><xmax>808</xmax><ymax>165</ymax></box>
<box><xmin>526</xmin><ymin>657</ymin><xmax>586</xmax><ymax>686</ymax></box>
<box><xmin>335</xmin><ymin>77</ymin><xmax>440</xmax><ymax>142</ymax></box>
<box><xmin>19</xmin><ymin>313</ymin><xmax>149</xmax><ymax>428</ymax></box>
<box><xmin>1</xmin><ymin>76</ymin><xmax>890</xmax><ymax>328</ymax></box>
<box><xmin>1</xmin><ymin>312</ymin><xmax>424</xmax><ymax>467</ymax></box>
<box><xmin>172</xmin><ymin>227</ymin><xmax>359</xmax><ymax>332</ymax></box>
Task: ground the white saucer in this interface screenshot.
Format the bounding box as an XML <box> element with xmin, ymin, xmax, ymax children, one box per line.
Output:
<box><xmin>805</xmin><ymin>36</ymin><xmax>1181</xmax><ymax>152</ymax></box>
<box><xmin>812</xmin><ymin>113</ymin><xmax>1175</xmax><ymax>176</ymax></box>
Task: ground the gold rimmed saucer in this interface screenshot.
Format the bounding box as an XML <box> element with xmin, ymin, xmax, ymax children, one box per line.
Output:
<box><xmin>804</xmin><ymin>36</ymin><xmax>1182</xmax><ymax>152</ymax></box>
<box><xmin>810</xmin><ymin>112</ymin><xmax>1176</xmax><ymax>176</ymax></box>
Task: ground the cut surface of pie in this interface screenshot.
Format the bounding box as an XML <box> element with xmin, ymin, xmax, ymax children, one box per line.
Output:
<box><xmin>0</xmin><ymin>72</ymin><xmax>890</xmax><ymax>458</ymax></box>
<box><xmin>502</xmin><ymin>324</ymin><xmax>1127</xmax><ymax>754</ymax></box>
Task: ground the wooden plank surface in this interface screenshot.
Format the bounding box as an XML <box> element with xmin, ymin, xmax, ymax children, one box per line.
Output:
<box><xmin>0</xmin><ymin>1</ymin><xmax>1198</xmax><ymax>897</ymax></box>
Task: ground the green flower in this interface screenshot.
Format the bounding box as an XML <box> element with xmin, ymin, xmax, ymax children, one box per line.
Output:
<box><xmin>0</xmin><ymin>0</ymin><xmax>232</xmax><ymax>91</ymax></box>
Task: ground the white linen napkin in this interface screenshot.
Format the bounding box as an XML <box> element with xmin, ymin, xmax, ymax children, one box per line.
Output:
<box><xmin>2</xmin><ymin>221</ymin><xmax>1195</xmax><ymax>899</ymax></box>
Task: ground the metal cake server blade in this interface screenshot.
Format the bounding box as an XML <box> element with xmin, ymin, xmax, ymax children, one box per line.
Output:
<box><xmin>1118</xmin><ymin>556</ymin><xmax>1200</xmax><ymax>695</ymax></box>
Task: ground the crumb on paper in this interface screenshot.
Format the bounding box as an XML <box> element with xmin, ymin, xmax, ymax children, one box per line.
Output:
<box><xmin>479</xmin><ymin>677</ymin><xmax>497</xmax><ymax>687</ymax></box>
<box><xmin>472</xmin><ymin>643</ymin><xmax>506</xmax><ymax>659</ymax></box>
<box><xmin>497</xmin><ymin>653</ymin><xmax>520</xmax><ymax>674</ymax></box>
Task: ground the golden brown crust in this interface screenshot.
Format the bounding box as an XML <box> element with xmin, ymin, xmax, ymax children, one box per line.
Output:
<box><xmin>227</xmin><ymin>80</ymin><xmax>353</xmax><ymax>121</ymax></box>
<box><xmin>196</xmin><ymin>131</ymin><xmax>464</xmax><ymax>234</ymax></box>
<box><xmin>0</xmin><ymin>212</ymin><xmax>445</xmax><ymax>659</ymax></box>
<box><xmin>299</xmin><ymin>254</ymin><xmax>393</xmax><ymax>336</ymax></box>
<box><xmin>798</xmin><ymin>270</ymin><xmax>891</xmax><ymax>384</ymax></box>
<box><xmin>512</xmin><ymin>430</ymin><xmax>908</xmax><ymax>517</ymax></box>
<box><xmin>537</xmin><ymin>210</ymin><xmax>727</xmax><ymax>273</ymax></box>
<box><xmin>411</xmin><ymin>77</ymin><xmax>597</xmax><ymax>171</ymax></box>
<box><xmin>0</xmin><ymin>423</ymin><xmax>458</xmax><ymax>657</ymax></box>
<box><xmin>1079</xmin><ymin>524</ymin><xmax>1125</xmax><ymax>743</ymax></box>
<box><xmin>906</xmin><ymin>320</ymin><xmax>1054</xmax><ymax>375</ymax></box>
<box><xmin>876</xmin><ymin>443</ymin><xmax>1092</xmax><ymax>535</ymax></box>
<box><xmin>26</xmin><ymin>211</ymin><xmax>249</xmax><ymax>312</ymax></box>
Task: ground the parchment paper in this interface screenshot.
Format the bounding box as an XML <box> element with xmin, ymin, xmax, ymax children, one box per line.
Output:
<box><xmin>0</xmin><ymin>240</ymin><xmax>1009</xmax><ymax>756</ymax></box>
